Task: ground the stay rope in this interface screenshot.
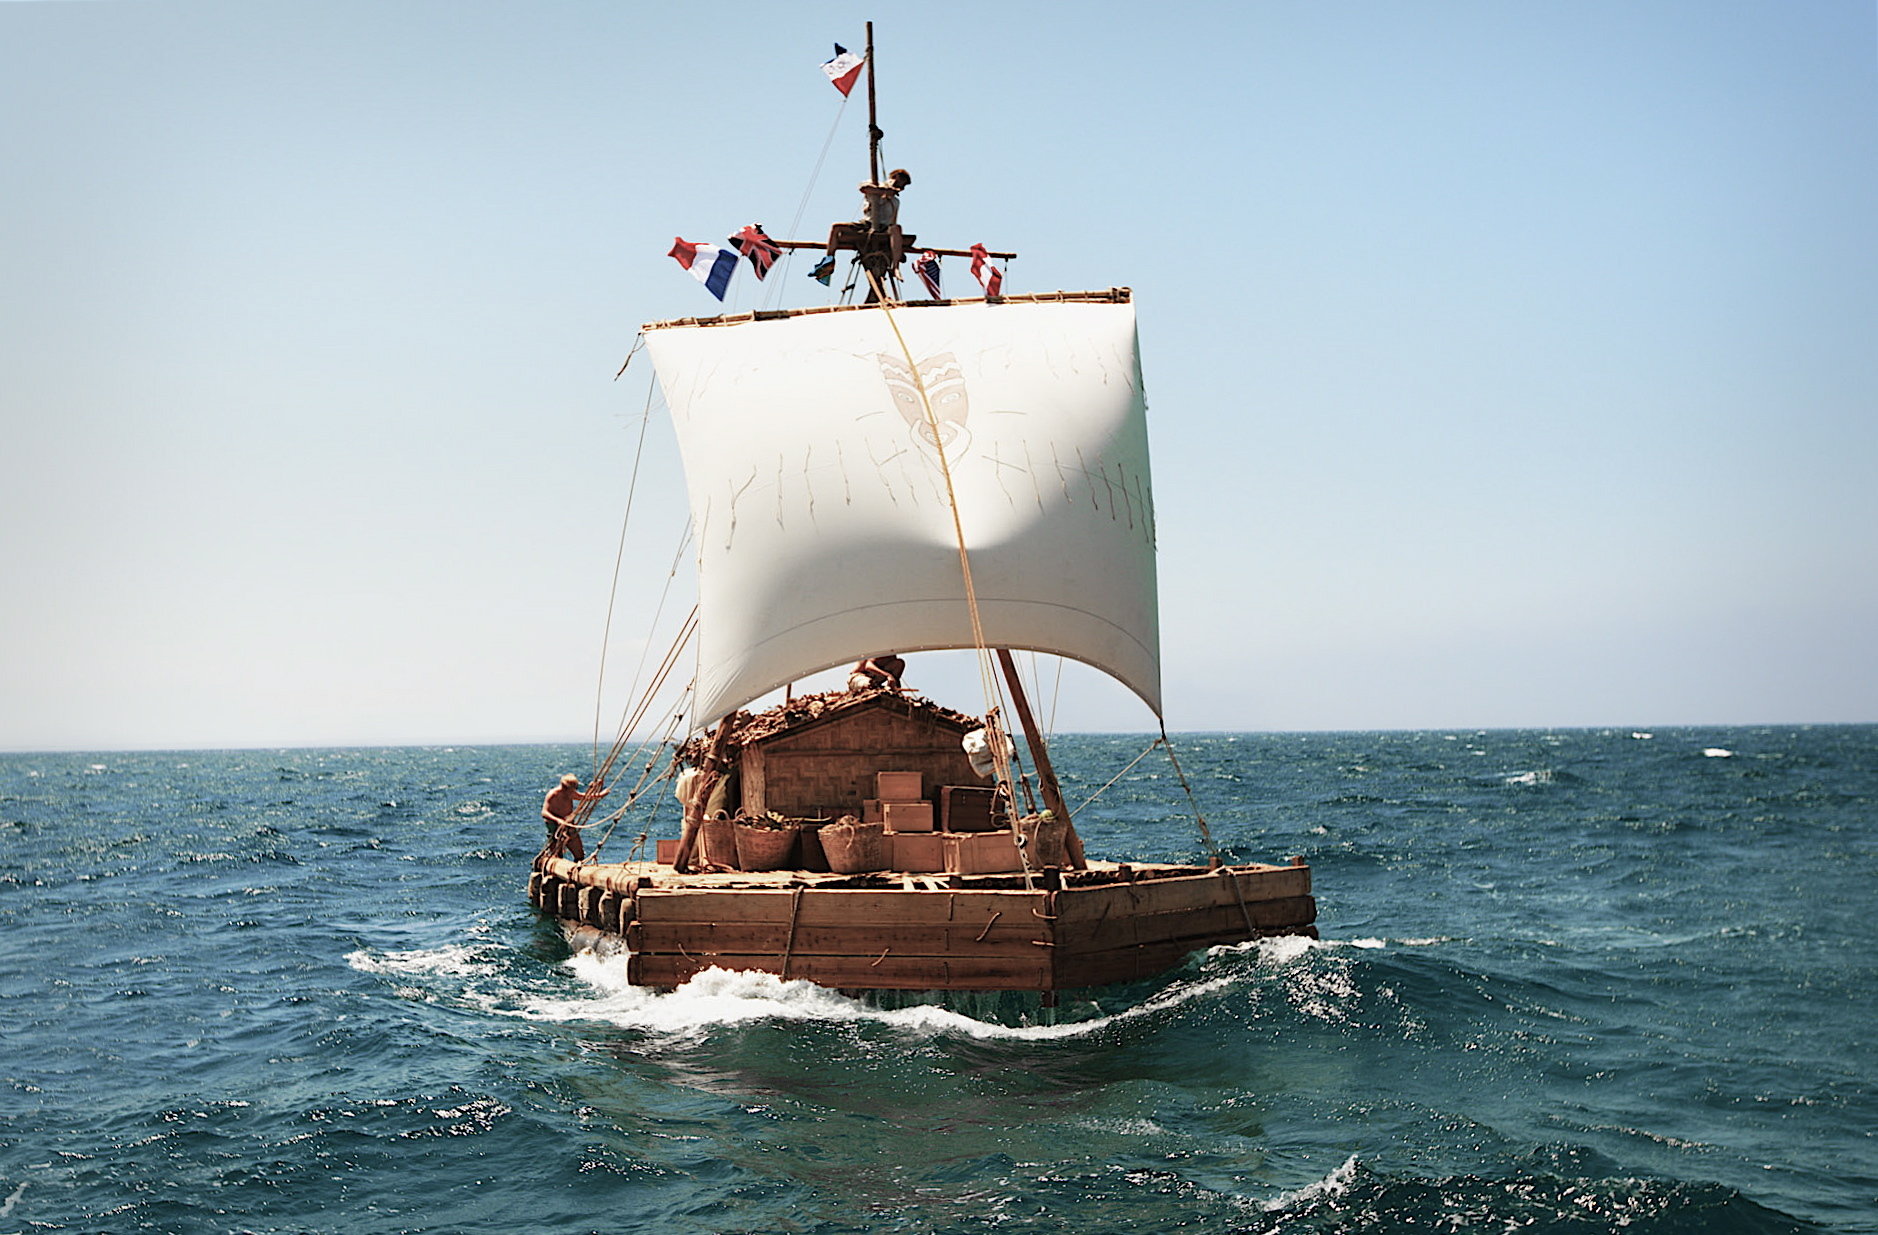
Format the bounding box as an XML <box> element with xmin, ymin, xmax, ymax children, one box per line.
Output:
<box><xmin>592</xmin><ymin>365</ymin><xmax>662</xmax><ymax>769</ymax></box>
<box><xmin>1158</xmin><ymin>717</ymin><xmax>1221</xmax><ymax>863</ymax></box>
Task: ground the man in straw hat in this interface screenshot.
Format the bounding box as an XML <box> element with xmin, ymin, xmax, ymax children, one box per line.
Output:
<box><xmin>541</xmin><ymin>774</ymin><xmax>607</xmax><ymax>861</ymax></box>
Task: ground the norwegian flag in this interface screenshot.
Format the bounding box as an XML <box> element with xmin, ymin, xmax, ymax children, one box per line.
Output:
<box><xmin>969</xmin><ymin>243</ymin><xmax>1003</xmax><ymax>297</ymax></box>
<box><xmin>730</xmin><ymin>224</ymin><xmax>782</xmax><ymax>280</ymax></box>
<box><xmin>822</xmin><ymin>44</ymin><xmax>865</xmax><ymax>96</ymax></box>
<box><xmin>668</xmin><ymin>237</ymin><xmax>738</xmax><ymax>300</ymax></box>
<box><xmin>913</xmin><ymin>251</ymin><xmax>942</xmax><ymax>299</ymax></box>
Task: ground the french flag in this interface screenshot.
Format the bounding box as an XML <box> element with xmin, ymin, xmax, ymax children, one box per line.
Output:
<box><xmin>669</xmin><ymin>237</ymin><xmax>738</xmax><ymax>300</ymax></box>
<box><xmin>822</xmin><ymin>44</ymin><xmax>865</xmax><ymax>96</ymax></box>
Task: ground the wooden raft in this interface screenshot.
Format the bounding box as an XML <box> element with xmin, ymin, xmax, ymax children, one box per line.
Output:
<box><xmin>528</xmin><ymin>856</ymin><xmax>1316</xmax><ymax>993</ymax></box>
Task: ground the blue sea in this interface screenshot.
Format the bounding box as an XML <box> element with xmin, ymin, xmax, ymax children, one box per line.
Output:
<box><xmin>2</xmin><ymin>726</ymin><xmax>1873</xmax><ymax>1233</ymax></box>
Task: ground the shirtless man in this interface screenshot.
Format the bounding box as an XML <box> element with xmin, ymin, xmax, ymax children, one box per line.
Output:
<box><xmin>541</xmin><ymin>773</ymin><xmax>607</xmax><ymax>861</ymax></box>
<box><xmin>847</xmin><ymin>652</ymin><xmax>906</xmax><ymax>693</ymax></box>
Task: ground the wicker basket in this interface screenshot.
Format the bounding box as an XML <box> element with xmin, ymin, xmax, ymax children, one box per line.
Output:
<box><xmin>700</xmin><ymin>817</ymin><xmax>740</xmax><ymax>869</ymax></box>
<box><xmin>734</xmin><ymin>822</ymin><xmax>799</xmax><ymax>871</ymax></box>
<box><xmin>819</xmin><ymin>819</ymin><xmax>887</xmax><ymax>874</ymax></box>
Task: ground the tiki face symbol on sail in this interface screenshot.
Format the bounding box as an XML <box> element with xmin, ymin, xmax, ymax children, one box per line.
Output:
<box><xmin>876</xmin><ymin>351</ymin><xmax>971</xmax><ymax>455</ymax></box>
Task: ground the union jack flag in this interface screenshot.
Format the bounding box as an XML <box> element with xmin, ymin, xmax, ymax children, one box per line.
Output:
<box><xmin>913</xmin><ymin>251</ymin><xmax>942</xmax><ymax>299</ymax></box>
<box><xmin>730</xmin><ymin>224</ymin><xmax>782</xmax><ymax>280</ymax></box>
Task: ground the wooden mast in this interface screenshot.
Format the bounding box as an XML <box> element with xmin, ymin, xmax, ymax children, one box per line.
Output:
<box><xmin>995</xmin><ymin>649</ymin><xmax>1088</xmax><ymax>869</ymax></box>
<box><xmin>865</xmin><ymin>20</ymin><xmax>881</xmax><ymax>185</ymax></box>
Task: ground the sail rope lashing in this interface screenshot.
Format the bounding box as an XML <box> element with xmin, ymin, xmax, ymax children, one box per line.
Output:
<box><xmin>575</xmin><ymin>607</ymin><xmax>700</xmax><ymax>837</ymax></box>
<box><xmin>1157</xmin><ymin>717</ymin><xmax>1222</xmax><ymax>865</ymax></box>
<box><xmin>863</xmin><ymin>268</ymin><xmax>1018</xmax><ymax>800</ymax></box>
<box><xmin>590</xmin><ymin>609</ymin><xmax>698</xmax><ymax>807</ymax></box>
<box><xmin>586</xmin><ymin>699</ymin><xmax>693</xmax><ymax>860</ymax></box>
<box><xmin>613</xmin><ymin>331</ymin><xmax>645</xmax><ymax>381</ymax></box>
<box><xmin>592</xmin><ymin>367</ymin><xmax>665</xmax><ymax>770</ymax></box>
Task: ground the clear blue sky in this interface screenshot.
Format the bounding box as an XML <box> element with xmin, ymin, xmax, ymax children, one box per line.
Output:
<box><xmin>3</xmin><ymin>1</ymin><xmax>1874</xmax><ymax>751</ymax></box>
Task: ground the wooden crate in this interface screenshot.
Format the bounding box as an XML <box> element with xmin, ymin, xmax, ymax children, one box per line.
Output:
<box><xmin>944</xmin><ymin>830</ymin><xmax>1024</xmax><ymax>874</ymax></box>
<box><xmin>882</xmin><ymin>801</ymin><xmax>933</xmax><ymax>832</ymax></box>
<box><xmin>876</xmin><ymin>770</ymin><xmax>923</xmax><ymax>800</ymax></box>
<box><xmin>890</xmin><ymin>831</ymin><xmax>946</xmax><ymax>872</ymax></box>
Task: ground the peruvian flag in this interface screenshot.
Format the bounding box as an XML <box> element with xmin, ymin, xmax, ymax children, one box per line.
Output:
<box><xmin>913</xmin><ymin>251</ymin><xmax>942</xmax><ymax>299</ymax></box>
<box><xmin>822</xmin><ymin>44</ymin><xmax>865</xmax><ymax>96</ymax></box>
<box><xmin>730</xmin><ymin>224</ymin><xmax>782</xmax><ymax>280</ymax></box>
<box><xmin>969</xmin><ymin>243</ymin><xmax>1003</xmax><ymax>297</ymax></box>
<box><xmin>668</xmin><ymin>237</ymin><xmax>738</xmax><ymax>300</ymax></box>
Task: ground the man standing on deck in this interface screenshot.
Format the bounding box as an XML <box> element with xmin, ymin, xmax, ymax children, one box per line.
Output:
<box><xmin>541</xmin><ymin>774</ymin><xmax>607</xmax><ymax>861</ymax></box>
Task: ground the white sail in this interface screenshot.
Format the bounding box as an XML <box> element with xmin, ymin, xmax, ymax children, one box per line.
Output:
<box><xmin>643</xmin><ymin>294</ymin><xmax>1159</xmax><ymax>725</ymax></box>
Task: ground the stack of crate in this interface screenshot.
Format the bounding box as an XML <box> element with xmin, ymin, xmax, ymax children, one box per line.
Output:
<box><xmin>872</xmin><ymin>772</ymin><xmax>1024</xmax><ymax>874</ymax></box>
<box><xmin>871</xmin><ymin>771</ymin><xmax>941</xmax><ymax>872</ymax></box>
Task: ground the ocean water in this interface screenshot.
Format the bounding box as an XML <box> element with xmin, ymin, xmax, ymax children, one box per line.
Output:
<box><xmin>2</xmin><ymin>725</ymin><xmax>1872</xmax><ymax>1233</ymax></box>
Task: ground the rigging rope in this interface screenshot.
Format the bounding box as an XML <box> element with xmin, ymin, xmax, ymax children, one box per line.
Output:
<box><xmin>592</xmin><ymin>365</ymin><xmax>662</xmax><ymax>769</ymax></box>
<box><xmin>764</xmin><ymin>96</ymin><xmax>852</xmax><ymax>309</ymax></box>
<box><xmin>863</xmin><ymin>269</ymin><xmax>1016</xmax><ymax>797</ymax></box>
<box><xmin>1157</xmin><ymin>718</ymin><xmax>1222</xmax><ymax>864</ymax></box>
<box><xmin>1071</xmin><ymin>737</ymin><xmax>1165</xmax><ymax>817</ymax></box>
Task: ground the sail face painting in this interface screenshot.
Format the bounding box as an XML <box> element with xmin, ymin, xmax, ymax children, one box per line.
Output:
<box><xmin>643</xmin><ymin>295</ymin><xmax>1160</xmax><ymax>725</ymax></box>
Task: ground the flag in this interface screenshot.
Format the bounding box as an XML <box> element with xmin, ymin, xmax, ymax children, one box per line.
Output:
<box><xmin>969</xmin><ymin>243</ymin><xmax>1003</xmax><ymax>297</ymax></box>
<box><xmin>730</xmin><ymin>224</ymin><xmax>782</xmax><ymax>280</ymax></box>
<box><xmin>808</xmin><ymin>253</ymin><xmax>836</xmax><ymax>286</ymax></box>
<box><xmin>668</xmin><ymin>237</ymin><xmax>738</xmax><ymax>300</ymax></box>
<box><xmin>913</xmin><ymin>250</ymin><xmax>942</xmax><ymax>299</ymax></box>
<box><xmin>822</xmin><ymin>43</ymin><xmax>865</xmax><ymax>96</ymax></box>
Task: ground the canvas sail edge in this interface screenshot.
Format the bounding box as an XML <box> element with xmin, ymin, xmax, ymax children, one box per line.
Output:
<box><xmin>643</xmin><ymin>296</ymin><xmax>1161</xmax><ymax>727</ymax></box>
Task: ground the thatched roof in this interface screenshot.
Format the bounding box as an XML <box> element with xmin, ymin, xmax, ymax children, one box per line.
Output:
<box><xmin>681</xmin><ymin>688</ymin><xmax>982</xmax><ymax>762</ymax></box>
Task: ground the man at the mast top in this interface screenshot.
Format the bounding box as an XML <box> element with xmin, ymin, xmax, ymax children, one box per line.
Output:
<box><xmin>860</xmin><ymin>167</ymin><xmax>911</xmax><ymax>231</ymax></box>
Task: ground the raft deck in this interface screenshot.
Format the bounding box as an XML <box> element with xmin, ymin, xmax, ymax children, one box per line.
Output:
<box><xmin>529</xmin><ymin>856</ymin><xmax>1316</xmax><ymax>993</ymax></box>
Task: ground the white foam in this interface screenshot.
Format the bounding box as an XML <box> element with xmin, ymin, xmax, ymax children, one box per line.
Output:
<box><xmin>344</xmin><ymin>944</ymin><xmax>498</xmax><ymax>979</ymax></box>
<box><xmin>509</xmin><ymin>950</ymin><xmax>1242</xmax><ymax>1043</ymax></box>
<box><xmin>1703</xmin><ymin>747</ymin><xmax>1734</xmax><ymax>758</ymax></box>
<box><xmin>1262</xmin><ymin>1153</ymin><xmax>1359</xmax><ymax>1212</ymax></box>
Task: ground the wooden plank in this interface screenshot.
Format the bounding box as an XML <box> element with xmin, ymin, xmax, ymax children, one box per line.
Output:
<box><xmin>1055</xmin><ymin>896</ymin><xmax>1317</xmax><ymax>955</ymax></box>
<box><xmin>1053</xmin><ymin>866</ymin><xmax>1311</xmax><ymax>923</ymax></box>
<box><xmin>629</xmin><ymin>919</ymin><xmax>1048</xmax><ymax>959</ymax></box>
<box><xmin>633</xmin><ymin>886</ymin><xmax>1046</xmax><ymax>928</ymax></box>
<box><xmin>628</xmin><ymin>950</ymin><xmax>1052</xmax><ymax>992</ymax></box>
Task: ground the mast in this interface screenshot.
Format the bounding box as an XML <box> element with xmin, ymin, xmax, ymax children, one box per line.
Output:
<box><xmin>865</xmin><ymin>20</ymin><xmax>881</xmax><ymax>185</ymax></box>
<box><xmin>995</xmin><ymin>649</ymin><xmax>1088</xmax><ymax>869</ymax></box>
